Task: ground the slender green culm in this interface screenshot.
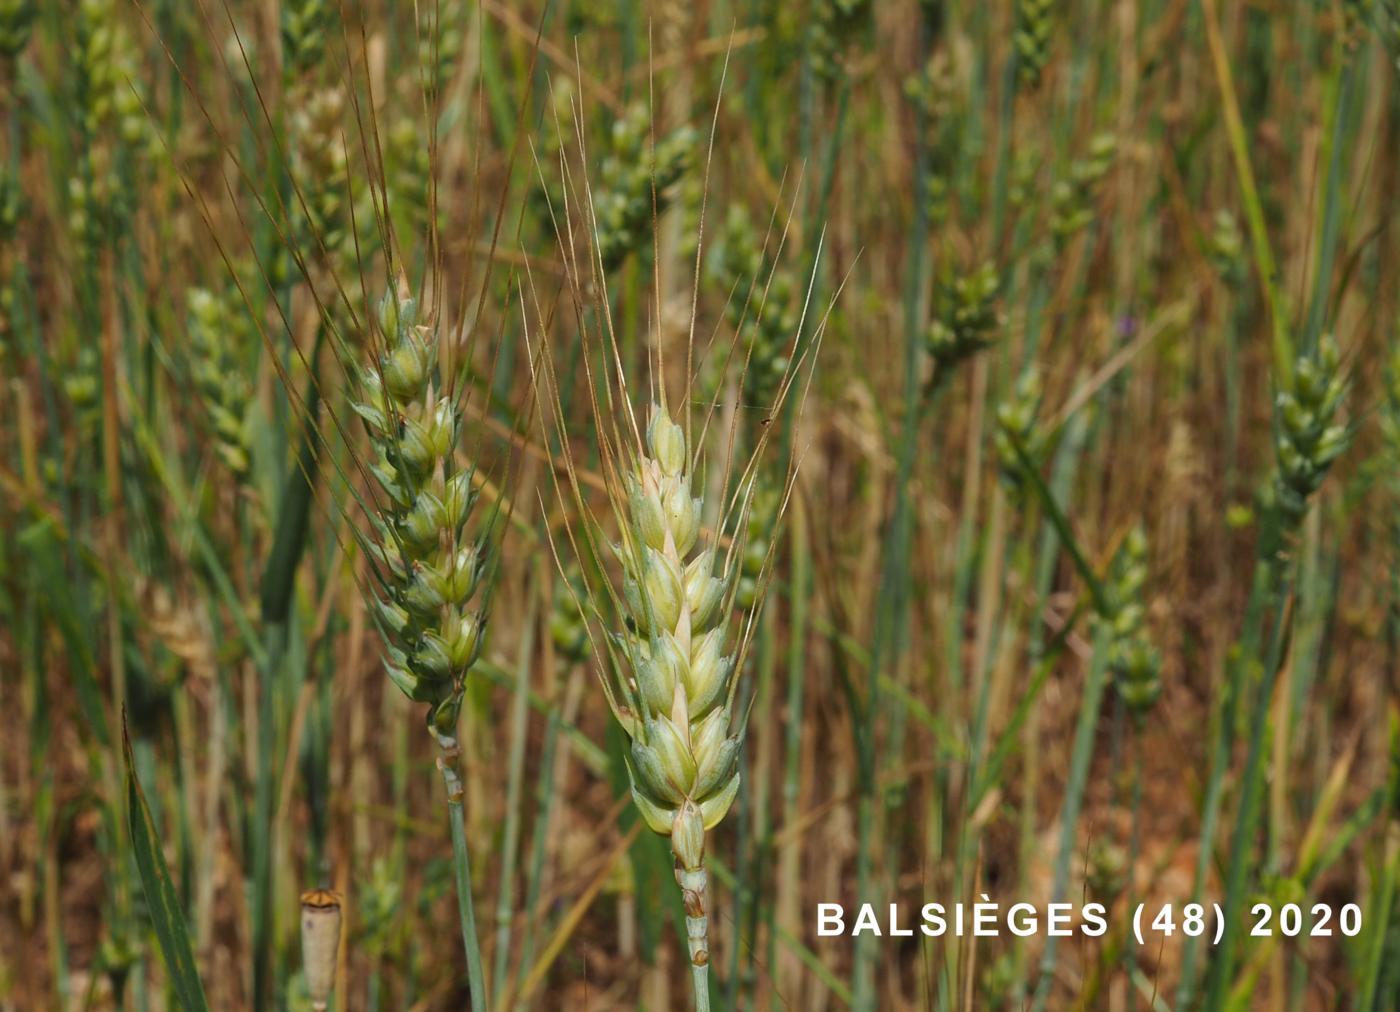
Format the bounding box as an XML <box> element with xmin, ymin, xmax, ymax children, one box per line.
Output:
<box><xmin>1032</xmin><ymin>532</ymin><xmax>1151</xmax><ymax>1010</ymax></box>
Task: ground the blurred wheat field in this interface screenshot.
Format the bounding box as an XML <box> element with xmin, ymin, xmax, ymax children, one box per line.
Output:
<box><xmin>2</xmin><ymin>0</ymin><xmax>1399</xmax><ymax>1009</ymax></box>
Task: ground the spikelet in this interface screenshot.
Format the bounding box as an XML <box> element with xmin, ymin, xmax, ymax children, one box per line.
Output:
<box><xmin>529</xmin><ymin>77</ymin><xmax>577</xmax><ymax>224</ymax></box>
<box><xmin>188</xmin><ymin>285</ymin><xmax>255</xmax><ymax>479</ymax></box>
<box><xmin>290</xmin><ymin>88</ymin><xmax>365</xmax><ymax>274</ymax></box>
<box><xmin>810</xmin><ymin>0</ymin><xmax>871</xmax><ymax>82</ymax></box>
<box><xmin>1271</xmin><ymin>334</ymin><xmax>1349</xmax><ymax>532</ymax></box>
<box><xmin>68</xmin><ymin>163</ymin><xmax>122</xmax><ymax>251</ymax></box>
<box><xmin>926</xmin><ymin>260</ymin><xmax>1000</xmax><ymax>376</ymax></box>
<box><xmin>1049</xmin><ymin>132</ymin><xmax>1116</xmax><ymax>248</ymax></box>
<box><xmin>0</xmin><ymin>163</ymin><xmax>20</xmax><ymax>348</ymax></box>
<box><xmin>734</xmin><ymin>481</ymin><xmax>779</xmax><ymax>611</ymax></box>
<box><xmin>994</xmin><ymin>368</ymin><xmax>1045</xmax><ymax>488</ymax></box>
<box><xmin>386</xmin><ymin>112</ymin><xmax>435</xmax><ymax>241</ymax></box>
<box><xmin>904</xmin><ymin>49</ymin><xmax>965</xmax><ymax>225</ymax></box>
<box><xmin>69</xmin><ymin>0</ymin><xmax>155</xmax><ymax>250</ymax></box>
<box><xmin>562</xmin><ymin>0</ymin><xmax>621</xmax><ymax>32</ymax></box>
<box><xmin>1381</xmin><ymin>1</ymin><xmax>1400</xmax><ymax>68</ymax></box>
<box><xmin>64</xmin><ymin>344</ymin><xmax>102</xmax><ymax>436</ymax></box>
<box><xmin>415</xmin><ymin>1</ymin><xmax>464</xmax><ymax>97</ymax></box>
<box><xmin>594</xmin><ymin>105</ymin><xmax>696</xmax><ymax>272</ymax></box>
<box><xmin>549</xmin><ymin>567</ymin><xmax>593</xmax><ymax>664</ymax></box>
<box><xmin>0</xmin><ymin>161</ymin><xmax>17</xmax><ymax>240</ymax></box>
<box><xmin>281</xmin><ymin>0</ymin><xmax>331</xmax><ymax>83</ymax></box>
<box><xmin>1381</xmin><ymin>343</ymin><xmax>1400</xmax><ymax>612</ymax></box>
<box><xmin>1101</xmin><ymin>527</ymin><xmax>1162</xmax><ymax>716</ymax></box>
<box><xmin>355</xmin><ymin>274</ymin><xmax>490</xmax><ymax>737</ymax></box>
<box><xmin>74</xmin><ymin>0</ymin><xmax>151</xmax><ymax>145</ymax></box>
<box><xmin>1015</xmin><ymin>0</ymin><xmax>1056</xmax><ymax>90</ymax></box>
<box><xmin>1206</xmin><ymin>209</ymin><xmax>1245</xmax><ymax>284</ymax></box>
<box><xmin>711</xmin><ymin>206</ymin><xmax>797</xmax><ymax>412</ymax></box>
<box><xmin>601</xmin><ymin>406</ymin><xmax>759</xmax><ymax>976</ymax></box>
<box><xmin>283</xmin><ymin>84</ymin><xmax>377</xmax><ymax>347</ymax></box>
<box><xmin>1086</xmin><ymin>838</ymin><xmax>1129</xmax><ymax>900</ymax></box>
<box><xmin>1009</xmin><ymin>148</ymin><xmax>1039</xmax><ymax>214</ymax></box>
<box><xmin>0</xmin><ymin>0</ymin><xmax>35</xmax><ymax>61</ymax></box>
<box><xmin>0</xmin><ymin>161</ymin><xmax>19</xmax><ymax>242</ymax></box>
<box><xmin>676</xmin><ymin>164</ymin><xmax>706</xmax><ymax>269</ymax></box>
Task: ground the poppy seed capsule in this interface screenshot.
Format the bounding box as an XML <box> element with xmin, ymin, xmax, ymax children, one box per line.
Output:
<box><xmin>299</xmin><ymin>889</ymin><xmax>342</xmax><ymax>1010</ymax></box>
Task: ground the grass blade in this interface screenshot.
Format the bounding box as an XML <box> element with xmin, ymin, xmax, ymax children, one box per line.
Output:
<box><xmin>123</xmin><ymin>715</ymin><xmax>210</xmax><ymax>1012</ymax></box>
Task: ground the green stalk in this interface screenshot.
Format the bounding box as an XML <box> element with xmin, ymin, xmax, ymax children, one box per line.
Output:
<box><xmin>251</xmin><ymin>619</ymin><xmax>284</xmax><ymax>1006</ymax></box>
<box><xmin>435</xmin><ymin>730</ymin><xmax>489</xmax><ymax>1010</ymax></box>
<box><xmin>1030</xmin><ymin>621</ymin><xmax>1112</xmax><ymax>1012</ymax></box>
<box><xmin>1005</xmin><ymin>412</ymin><xmax>1090</xmax><ymax>1001</ymax></box>
<box><xmin>1300</xmin><ymin>45</ymin><xmax>1361</xmax><ymax>357</ymax></box>
<box><xmin>1203</xmin><ymin>572</ymin><xmax>1295</xmax><ymax>1007</ymax></box>
<box><xmin>692</xmin><ymin>960</ymin><xmax>711</xmax><ymax>1012</ymax></box>
<box><xmin>714</xmin><ymin>854</ymin><xmax>858</xmax><ymax>1003</ymax></box>
<box><xmin>1177</xmin><ymin>554</ymin><xmax>1273</xmax><ymax>1006</ymax></box>
<box><xmin>853</xmin><ymin>18</ymin><xmax>931</xmax><ymax>1005</ymax></box>
<box><xmin>776</xmin><ymin>497</ymin><xmax>810</xmax><ymax>1008</ymax></box>
<box><xmin>1200</xmin><ymin>0</ymin><xmax>1292</xmax><ymax>383</ymax></box>
<box><xmin>516</xmin><ymin>664</ymin><xmax>581</xmax><ymax>1003</ymax></box>
<box><xmin>990</xmin><ymin>26</ymin><xmax>1020</xmax><ymax>240</ymax></box>
<box><xmin>491</xmin><ymin>593</ymin><xmax>538</xmax><ymax>1006</ymax></box>
<box><xmin>252</xmin><ymin>332</ymin><xmax>323</xmax><ymax>1005</ymax></box>
<box><xmin>731</xmin><ymin>603</ymin><xmax>776</xmax><ymax>1009</ymax></box>
<box><xmin>1358</xmin><ymin>827</ymin><xmax>1398</xmax><ymax>1010</ymax></box>
<box><xmin>1115</xmin><ymin>717</ymin><xmax>1144</xmax><ymax>988</ymax></box>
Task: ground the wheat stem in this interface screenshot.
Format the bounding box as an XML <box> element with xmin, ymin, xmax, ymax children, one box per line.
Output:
<box><xmin>691</xmin><ymin>961</ymin><xmax>711</xmax><ymax>1012</ymax></box>
<box><xmin>677</xmin><ymin>865</ymin><xmax>711</xmax><ymax>1011</ymax></box>
<box><xmin>1030</xmin><ymin>621</ymin><xmax>1112</xmax><ymax>1012</ymax></box>
<box><xmin>435</xmin><ymin>731</ymin><xmax>488</xmax><ymax>1010</ymax></box>
<box><xmin>1200</xmin><ymin>0</ymin><xmax>1291</xmax><ymax>384</ymax></box>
